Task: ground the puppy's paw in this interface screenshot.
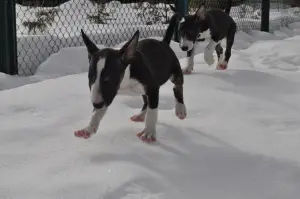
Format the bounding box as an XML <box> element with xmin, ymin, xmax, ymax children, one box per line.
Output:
<box><xmin>74</xmin><ymin>127</ymin><xmax>95</xmax><ymax>139</ymax></box>
<box><xmin>175</xmin><ymin>102</ymin><xmax>187</xmax><ymax>120</ymax></box>
<box><xmin>130</xmin><ymin>112</ymin><xmax>145</xmax><ymax>122</ymax></box>
<box><xmin>182</xmin><ymin>67</ymin><xmax>193</xmax><ymax>74</ymax></box>
<box><xmin>216</xmin><ymin>61</ymin><xmax>228</xmax><ymax>70</ymax></box>
<box><xmin>137</xmin><ymin>130</ymin><xmax>156</xmax><ymax>143</ymax></box>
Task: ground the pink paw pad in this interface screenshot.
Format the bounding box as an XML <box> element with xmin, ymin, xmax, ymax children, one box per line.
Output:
<box><xmin>74</xmin><ymin>130</ymin><xmax>92</xmax><ymax>139</ymax></box>
<box><xmin>130</xmin><ymin>115</ymin><xmax>145</xmax><ymax>122</ymax></box>
<box><xmin>176</xmin><ymin>112</ymin><xmax>186</xmax><ymax>120</ymax></box>
<box><xmin>136</xmin><ymin>132</ymin><xmax>156</xmax><ymax>143</ymax></box>
<box><xmin>217</xmin><ymin>64</ymin><xmax>228</xmax><ymax>70</ymax></box>
<box><xmin>183</xmin><ymin>70</ymin><xmax>192</xmax><ymax>75</ymax></box>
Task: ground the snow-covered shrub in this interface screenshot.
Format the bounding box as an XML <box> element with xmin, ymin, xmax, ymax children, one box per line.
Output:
<box><xmin>22</xmin><ymin>8</ymin><xmax>59</xmax><ymax>34</ymax></box>
<box><xmin>87</xmin><ymin>0</ymin><xmax>115</xmax><ymax>24</ymax></box>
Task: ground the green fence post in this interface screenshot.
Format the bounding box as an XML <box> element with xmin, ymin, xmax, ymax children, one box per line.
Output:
<box><xmin>0</xmin><ymin>0</ymin><xmax>18</xmax><ymax>75</ymax></box>
<box><xmin>174</xmin><ymin>0</ymin><xmax>188</xmax><ymax>42</ymax></box>
<box><xmin>261</xmin><ymin>0</ymin><xmax>270</xmax><ymax>32</ymax></box>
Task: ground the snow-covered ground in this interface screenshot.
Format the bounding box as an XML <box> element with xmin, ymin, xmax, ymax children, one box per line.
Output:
<box><xmin>15</xmin><ymin>0</ymin><xmax>300</xmax><ymax>75</ymax></box>
<box><xmin>1</xmin><ymin>20</ymin><xmax>300</xmax><ymax>199</ymax></box>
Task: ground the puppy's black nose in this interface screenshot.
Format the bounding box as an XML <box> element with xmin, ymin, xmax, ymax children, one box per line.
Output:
<box><xmin>181</xmin><ymin>46</ymin><xmax>188</xmax><ymax>51</ymax></box>
<box><xmin>93</xmin><ymin>102</ymin><xmax>105</xmax><ymax>109</ymax></box>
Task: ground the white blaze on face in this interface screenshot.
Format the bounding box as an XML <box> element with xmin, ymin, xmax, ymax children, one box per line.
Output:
<box><xmin>178</xmin><ymin>17</ymin><xmax>194</xmax><ymax>51</ymax></box>
<box><xmin>179</xmin><ymin>36</ymin><xmax>194</xmax><ymax>51</ymax></box>
<box><xmin>91</xmin><ymin>58</ymin><xmax>105</xmax><ymax>104</ymax></box>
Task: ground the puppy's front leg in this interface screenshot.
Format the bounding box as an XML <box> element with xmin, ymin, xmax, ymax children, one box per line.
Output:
<box><xmin>204</xmin><ymin>40</ymin><xmax>218</xmax><ymax>66</ymax></box>
<box><xmin>137</xmin><ymin>88</ymin><xmax>159</xmax><ymax>143</ymax></box>
<box><xmin>74</xmin><ymin>107</ymin><xmax>107</xmax><ymax>139</ymax></box>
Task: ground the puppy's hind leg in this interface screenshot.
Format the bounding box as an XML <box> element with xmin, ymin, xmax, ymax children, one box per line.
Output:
<box><xmin>215</xmin><ymin>43</ymin><xmax>224</xmax><ymax>66</ymax></box>
<box><xmin>217</xmin><ymin>23</ymin><xmax>236</xmax><ymax>70</ymax></box>
<box><xmin>131</xmin><ymin>95</ymin><xmax>147</xmax><ymax>122</ymax></box>
<box><xmin>171</xmin><ymin>64</ymin><xmax>187</xmax><ymax>120</ymax></box>
<box><xmin>137</xmin><ymin>88</ymin><xmax>159</xmax><ymax>143</ymax></box>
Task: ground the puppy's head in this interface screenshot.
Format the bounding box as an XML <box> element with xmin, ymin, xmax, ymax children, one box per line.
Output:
<box><xmin>81</xmin><ymin>30</ymin><xmax>139</xmax><ymax>109</ymax></box>
<box><xmin>178</xmin><ymin>4</ymin><xmax>207</xmax><ymax>51</ymax></box>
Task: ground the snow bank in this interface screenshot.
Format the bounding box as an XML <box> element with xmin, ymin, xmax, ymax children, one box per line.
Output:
<box><xmin>34</xmin><ymin>44</ymin><xmax>104</xmax><ymax>78</ymax></box>
<box><xmin>17</xmin><ymin>25</ymin><xmax>168</xmax><ymax>76</ymax></box>
<box><xmin>0</xmin><ymin>73</ymin><xmax>41</xmax><ymax>91</ymax></box>
<box><xmin>36</xmin><ymin>22</ymin><xmax>300</xmax><ymax>78</ymax></box>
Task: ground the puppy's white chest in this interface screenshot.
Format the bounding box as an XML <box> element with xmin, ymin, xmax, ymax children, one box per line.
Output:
<box><xmin>118</xmin><ymin>66</ymin><xmax>144</xmax><ymax>96</ymax></box>
<box><xmin>198</xmin><ymin>29</ymin><xmax>211</xmax><ymax>40</ymax></box>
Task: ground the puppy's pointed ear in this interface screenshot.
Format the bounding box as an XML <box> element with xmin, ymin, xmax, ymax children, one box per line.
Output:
<box><xmin>169</xmin><ymin>5</ymin><xmax>176</xmax><ymax>13</ymax></box>
<box><xmin>120</xmin><ymin>30</ymin><xmax>139</xmax><ymax>63</ymax></box>
<box><xmin>195</xmin><ymin>4</ymin><xmax>206</xmax><ymax>20</ymax></box>
<box><xmin>81</xmin><ymin>29</ymin><xmax>99</xmax><ymax>55</ymax></box>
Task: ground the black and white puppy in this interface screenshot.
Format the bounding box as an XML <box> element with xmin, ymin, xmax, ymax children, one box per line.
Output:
<box><xmin>74</xmin><ymin>13</ymin><xmax>187</xmax><ymax>143</ymax></box>
<box><xmin>176</xmin><ymin>5</ymin><xmax>237</xmax><ymax>74</ymax></box>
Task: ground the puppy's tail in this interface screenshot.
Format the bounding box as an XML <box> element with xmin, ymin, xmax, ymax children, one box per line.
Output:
<box><xmin>224</xmin><ymin>1</ymin><xmax>232</xmax><ymax>15</ymax></box>
<box><xmin>162</xmin><ymin>12</ymin><xmax>180</xmax><ymax>45</ymax></box>
<box><xmin>224</xmin><ymin>7</ymin><xmax>231</xmax><ymax>15</ymax></box>
<box><xmin>169</xmin><ymin>5</ymin><xmax>176</xmax><ymax>13</ymax></box>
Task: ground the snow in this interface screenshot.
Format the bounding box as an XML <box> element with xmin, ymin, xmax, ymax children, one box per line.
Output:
<box><xmin>15</xmin><ymin>0</ymin><xmax>300</xmax><ymax>75</ymax></box>
<box><xmin>1</xmin><ymin>15</ymin><xmax>300</xmax><ymax>199</ymax></box>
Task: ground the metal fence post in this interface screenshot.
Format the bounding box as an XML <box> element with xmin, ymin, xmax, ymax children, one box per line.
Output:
<box><xmin>261</xmin><ymin>0</ymin><xmax>270</xmax><ymax>32</ymax></box>
<box><xmin>174</xmin><ymin>0</ymin><xmax>188</xmax><ymax>42</ymax></box>
<box><xmin>0</xmin><ymin>0</ymin><xmax>18</xmax><ymax>75</ymax></box>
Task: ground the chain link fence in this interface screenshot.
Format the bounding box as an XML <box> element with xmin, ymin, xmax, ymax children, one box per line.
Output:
<box><xmin>189</xmin><ymin>0</ymin><xmax>300</xmax><ymax>32</ymax></box>
<box><xmin>16</xmin><ymin>0</ymin><xmax>174</xmax><ymax>76</ymax></box>
<box><xmin>15</xmin><ymin>0</ymin><xmax>300</xmax><ymax>76</ymax></box>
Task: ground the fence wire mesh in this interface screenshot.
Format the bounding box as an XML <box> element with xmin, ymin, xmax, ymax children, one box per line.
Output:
<box><xmin>16</xmin><ymin>0</ymin><xmax>174</xmax><ymax>76</ymax></box>
<box><xmin>189</xmin><ymin>0</ymin><xmax>300</xmax><ymax>32</ymax></box>
<box><xmin>15</xmin><ymin>0</ymin><xmax>300</xmax><ymax>76</ymax></box>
